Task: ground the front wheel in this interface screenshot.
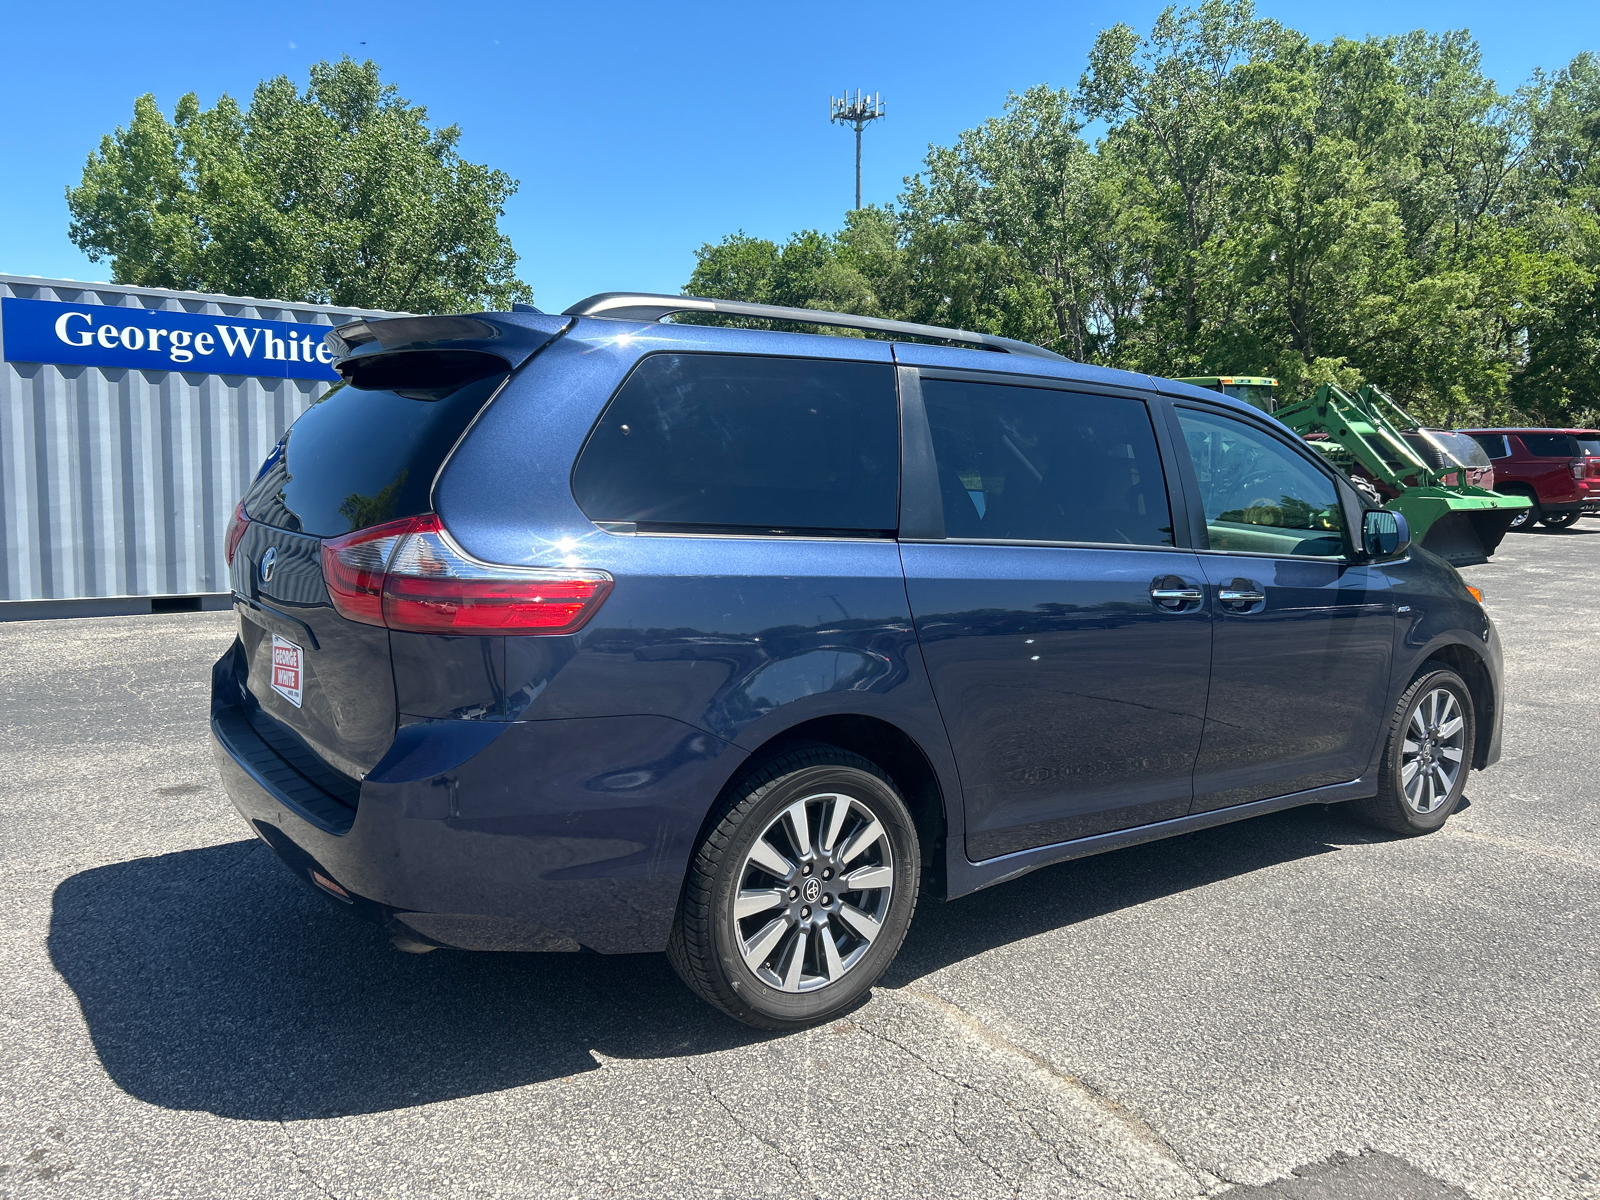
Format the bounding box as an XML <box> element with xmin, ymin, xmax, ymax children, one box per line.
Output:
<box><xmin>1507</xmin><ymin>499</ymin><xmax>1540</xmax><ymax>530</ymax></box>
<box><xmin>668</xmin><ymin>746</ymin><xmax>920</xmax><ymax>1029</ymax></box>
<box><xmin>1541</xmin><ymin>511</ymin><xmax>1581</xmax><ymax>529</ymax></box>
<box><xmin>1351</xmin><ymin>668</ymin><xmax>1475</xmax><ymax>836</ymax></box>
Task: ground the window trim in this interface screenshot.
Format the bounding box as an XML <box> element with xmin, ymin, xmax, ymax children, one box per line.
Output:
<box><xmin>897</xmin><ymin>367</ymin><xmax>945</xmax><ymax>540</ymax></box>
<box><xmin>568</xmin><ymin>348</ymin><xmax>903</xmax><ymax>539</ymax></box>
<box><xmin>898</xmin><ymin>367</ymin><xmax>1188</xmax><ymax>551</ymax></box>
<box><xmin>1167</xmin><ymin>400</ymin><xmax>1356</xmax><ymax>562</ymax></box>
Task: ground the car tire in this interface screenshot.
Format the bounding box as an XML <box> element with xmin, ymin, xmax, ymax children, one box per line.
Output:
<box><xmin>667</xmin><ymin>746</ymin><xmax>920</xmax><ymax>1029</ymax></box>
<box><xmin>1348</xmin><ymin>475</ymin><xmax>1383</xmax><ymax>506</ymax></box>
<box><xmin>1506</xmin><ymin>494</ymin><xmax>1540</xmax><ymax>530</ymax></box>
<box><xmin>1541</xmin><ymin>511</ymin><xmax>1581</xmax><ymax>529</ymax></box>
<box><xmin>1350</xmin><ymin>667</ymin><xmax>1475</xmax><ymax>836</ymax></box>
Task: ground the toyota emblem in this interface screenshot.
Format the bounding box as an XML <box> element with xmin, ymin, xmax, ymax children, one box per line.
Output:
<box><xmin>259</xmin><ymin>546</ymin><xmax>278</xmax><ymax>584</ymax></box>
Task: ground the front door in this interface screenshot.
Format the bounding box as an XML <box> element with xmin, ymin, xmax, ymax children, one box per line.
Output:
<box><xmin>1172</xmin><ymin>406</ymin><xmax>1396</xmax><ymax>812</ymax></box>
<box><xmin>901</xmin><ymin>376</ymin><xmax>1213</xmax><ymax>861</ymax></box>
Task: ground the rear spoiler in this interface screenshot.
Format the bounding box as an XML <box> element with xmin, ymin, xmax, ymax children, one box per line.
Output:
<box><xmin>325</xmin><ymin>312</ymin><xmax>571</xmax><ymax>384</ymax></box>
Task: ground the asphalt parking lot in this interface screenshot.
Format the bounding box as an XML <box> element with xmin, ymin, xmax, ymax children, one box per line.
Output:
<box><xmin>2</xmin><ymin>527</ymin><xmax>1598</xmax><ymax>1200</ymax></box>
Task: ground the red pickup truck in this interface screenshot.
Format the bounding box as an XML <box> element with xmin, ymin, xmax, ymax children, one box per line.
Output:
<box><xmin>1459</xmin><ymin>428</ymin><xmax>1600</xmax><ymax>529</ymax></box>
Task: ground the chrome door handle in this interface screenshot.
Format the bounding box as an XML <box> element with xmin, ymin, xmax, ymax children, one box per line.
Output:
<box><xmin>1151</xmin><ymin>587</ymin><xmax>1203</xmax><ymax>605</ymax></box>
<box><xmin>1219</xmin><ymin>588</ymin><xmax>1266</xmax><ymax>604</ymax></box>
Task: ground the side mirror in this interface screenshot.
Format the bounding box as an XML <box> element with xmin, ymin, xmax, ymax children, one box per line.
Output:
<box><xmin>1363</xmin><ymin>509</ymin><xmax>1410</xmax><ymax>559</ymax></box>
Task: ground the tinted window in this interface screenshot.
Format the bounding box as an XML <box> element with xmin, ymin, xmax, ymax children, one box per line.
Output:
<box><xmin>244</xmin><ymin>372</ymin><xmax>509</xmax><ymax>536</ymax></box>
<box><xmin>1578</xmin><ymin>437</ymin><xmax>1600</xmax><ymax>457</ymax></box>
<box><xmin>1521</xmin><ymin>434</ymin><xmax>1581</xmax><ymax>457</ymax></box>
<box><xmin>1469</xmin><ymin>434</ymin><xmax>1511</xmax><ymax>459</ymax></box>
<box><xmin>1177</xmin><ymin>409</ymin><xmax>1345</xmax><ymax>557</ymax></box>
<box><xmin>572</xmin><ymin>353</ymin><xmax>898</xmax><ymax>534</ymax></box>
<box><xmin>922</xmin><ymin>379</ymin><xmax>1172</xmax><ymax>545</ymax></box>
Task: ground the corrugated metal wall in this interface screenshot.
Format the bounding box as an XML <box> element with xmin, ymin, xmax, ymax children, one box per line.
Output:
<box><xmin>0</xmin><ymin>275</ymin><xmax>396</xmax><ymax>603</ymax></box>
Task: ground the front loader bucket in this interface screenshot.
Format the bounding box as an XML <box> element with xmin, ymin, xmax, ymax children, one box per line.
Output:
<box><xmin>1389</xmin><ymin>487</ymin><xmax>1531</xmax><ymax>568</ymax></box>
<box><xmin>1416</xmin><ymin>511</ymin><xmax>1499</xmax><ymax>567</ymax></box>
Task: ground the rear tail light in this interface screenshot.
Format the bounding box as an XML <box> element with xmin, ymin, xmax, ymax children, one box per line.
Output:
<box><xmin>321</xmin><ymin>516</ymin><xmax>414</xmax><ymax>626</ymax></box>
<box><xmin>225</xmin><ymin>499</ymin><xmax>249</xmax><ymax>566</ymax></box>
<box><xmin>1572</xmin><ymin>458</ymin><xmax>1587</xmax><ymax>480</ymax></box>
<box><xmin>320</xmin><ymin>515</ymin><xmax>612</xmax><ymax>635</ymax></box>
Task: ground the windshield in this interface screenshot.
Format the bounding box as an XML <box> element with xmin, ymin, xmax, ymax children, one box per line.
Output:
<box><xmin>1424</xmin><ymin>431</ymin><xmax>1492</xmax><ymax>468</ymax></box>
<box><xmin>1221</xmin><ymin>383</ymin><xmax>1276</xmax><ymax>413</ymax></box>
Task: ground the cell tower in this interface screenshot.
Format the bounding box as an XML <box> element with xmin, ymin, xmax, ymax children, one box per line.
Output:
<box><xmin>830</xmin><ymin>90</ymin><xmax>886</xmax><ymax>210</ymax></box>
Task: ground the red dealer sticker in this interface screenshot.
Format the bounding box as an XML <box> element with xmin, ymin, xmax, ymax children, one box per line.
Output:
<box><xmin>270</xmin><ymin>634</ymin><xmax>304</xmax><ymax>708</ymax></box>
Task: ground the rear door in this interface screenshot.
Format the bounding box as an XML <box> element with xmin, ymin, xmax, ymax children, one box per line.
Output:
<box><xmin>898</xmin><ymin>370</ymin><xmax>1212</xmax><ymax>861</ymax></box>
<box><xmin>232</xmin><ymin>366</ymin><xmax>512</xmax><ymax>779</ymax></box>
<box><xmin>1169</xmin><ymin>405</ymin><xmax>1395</xmax><ymax>812</ymax></box>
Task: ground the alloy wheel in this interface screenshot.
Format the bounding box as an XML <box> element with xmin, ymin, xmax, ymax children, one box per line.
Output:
<box><xmin>732</xmin><ymin>791</ymin><xmax>894</xmax><ymax>993</ymax></box>
<box><xmin>1401</xmin><ymin>688</ymin><xmax>1466</xmax><ymax>815</ymax></box>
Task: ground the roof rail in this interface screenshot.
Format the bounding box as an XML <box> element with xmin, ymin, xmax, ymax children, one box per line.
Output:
<box><xmin>562</xmin><ymin>292</ymin><xmax>1068</xmax><ymax>362</ymax></box>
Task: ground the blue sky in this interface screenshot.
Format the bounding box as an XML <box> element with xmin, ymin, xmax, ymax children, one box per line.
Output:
<box><xmin>3</xmin><ymin>1</ymin><xmax>1597</xmax><ymax>312</ymax></box>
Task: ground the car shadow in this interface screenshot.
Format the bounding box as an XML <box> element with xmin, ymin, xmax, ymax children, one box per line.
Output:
<box><xmin>49</xmin><ymin>802</ymin><xmax>1396</xmax><ymax>1121</ymax></box>
<box><xmin>885</xmin><ymin>802</ymin><xmax>1391</xmax><ymax>986</ymax></box>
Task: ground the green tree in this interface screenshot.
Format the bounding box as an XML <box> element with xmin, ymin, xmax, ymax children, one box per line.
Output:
<box><xmin>898</xmin><ymin>86</ymin><xmax>1119</xmax><ymax>359</ymax></box>
<box><xmin>1511</xmin><ymin>52</ymin><xmax>1600</xmax><ymax>423</ymax></box>
<box><xmin>1081</xmin><ymin>0</ymin><xmax>1284</xmax><ymax>359</ymax></box>
<box><xmin>684</xmin><ymin>209</ymin><xmax>902</xmax><ymax>331</ymax></box>
<box><xmin>66</xmin><ymin>58</ymin><xmax>531</xmax><ymax>313</ymax></box>
<box><xmin>686</xmin><ymin>8</ymin><xmax>1600</xmax><ymax>426</ymax></box>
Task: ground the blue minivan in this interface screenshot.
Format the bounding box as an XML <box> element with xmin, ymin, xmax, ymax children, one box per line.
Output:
<box><xmin>211</xmin><ymin>293</ymin><xmax>1502</xmax><ymax>1028</ymax></box>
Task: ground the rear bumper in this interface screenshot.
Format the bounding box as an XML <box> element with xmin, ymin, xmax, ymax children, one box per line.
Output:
<box><xmin>210</xmin><ymin>640</ymin><xmax>745</xmax><ymax>953</ymax></box>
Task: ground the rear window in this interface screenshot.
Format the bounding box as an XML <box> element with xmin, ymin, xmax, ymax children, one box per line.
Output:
<box><xmin>1578</xmin><ymin>437</ymin><xmax>1600</xmax><ymax>457</ymax></box>
<box><xmin>243</xmin><ymin>371</ymin><xmax>508</xmax><ymax>536</ymax></box>
<box><xmin>1521</xmin><ymin>434</ymin><xmax>1581</xmax><ymax>457</ymax></box>
<box><xmin>571</xmin><ymin>353</ymin><xmax>899</xmax><ymax>535</ymax></box>
<box><xmin>1221</xmin><ymin>383</ymin><xmax>1276</xmax><ymax>413</ymax></box>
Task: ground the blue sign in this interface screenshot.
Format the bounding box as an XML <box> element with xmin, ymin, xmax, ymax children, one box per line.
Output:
<box><xmin>1</xmin><ymin>296</ymin><xmax>342</xmax><ymax>381</ymax></box>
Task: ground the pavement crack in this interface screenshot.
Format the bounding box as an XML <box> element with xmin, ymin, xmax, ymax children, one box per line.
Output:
<box><xmin>679</xmin><ymin>1058</ymin><xmax>814</xmax><ymax>1196</ymax></box>
<box><xmin>892</xmin><ymin>986</ymin><xmax>1219</xmax><ymax>1191</ymax></box>
<box><xmin>945</xmin><ymin>1092</ymin><xmax>1023</xmax><ymax>1195</ymax></box>
<box><xmin>846</xmin><ymin>1007</ymin><xmax>1106</xmax><ymax>1195</ymax></box>
<box><xmin>275</xmin><ymin>1119</ymin><xmax>343</xmax><ymax>1200</ymax></box>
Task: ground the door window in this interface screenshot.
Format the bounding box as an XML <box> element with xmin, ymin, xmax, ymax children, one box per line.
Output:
<box><xmin>921</xmin><ymin>378</ymin><xmax>1173</xmax><ymax>545</ymax></box>
<box><xmin>1176</xmin><ymin>409</ymin><xmax>1346</xmax><ymax>557</ymax></box>
<box><xmin>572</xmin><ymin>353</ymin><xmax>898</xmax><ymax>534</ymax></box>
<box><xmin>1468</xmin><ymin>434</ymin><xmax>1511</xmax><ymax>459</ymax></box>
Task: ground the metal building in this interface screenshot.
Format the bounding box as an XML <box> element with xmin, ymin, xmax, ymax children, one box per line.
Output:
<box><xmin>0</xmin><ymin>274</ymin><xmax>398</xmax><ymax>617</ymax></box>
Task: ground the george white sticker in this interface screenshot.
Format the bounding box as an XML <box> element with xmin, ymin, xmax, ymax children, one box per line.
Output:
<box><xmin>269</xmin><ymin>634</ymin><xmax>304</xmax><ymax>708</ymax></box>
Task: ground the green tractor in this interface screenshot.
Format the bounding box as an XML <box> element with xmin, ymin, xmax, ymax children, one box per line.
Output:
<box><xmin>1178</xmin><ymin>376</ymin><xmax>1530</xmax><ymax>566</ymax></box>
<box><xmin>1177</xmin><ymin>376</ymin><xmax>1282</xmax><ymax>413</ymax></box>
